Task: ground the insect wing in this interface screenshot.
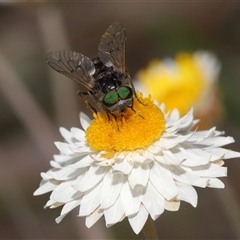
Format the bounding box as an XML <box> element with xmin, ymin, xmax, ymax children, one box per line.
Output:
<box><xmin>46</xmin><ymin>50</ymin><xmax>96</xmax><ymax>90</ymax></box>
<box><xmin>98</xmin><ymin>22</ymin><xmax>126</xmax><ymax>73</ymax></box>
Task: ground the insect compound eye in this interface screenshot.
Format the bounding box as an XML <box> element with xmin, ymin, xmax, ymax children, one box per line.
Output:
<box><xmin>103</xmin><ymin>90</ymin><xmax>119</xmax><ymax>107</ymax></box>
<box><xmin>117</xmin><ymin>86</ymin><xmax>132</xmax><ymax>100</ymax></box>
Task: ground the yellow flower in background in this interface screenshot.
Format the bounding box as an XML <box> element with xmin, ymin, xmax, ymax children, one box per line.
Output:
<box><xmin>136</xmin><ymin>51</ymin><xmax>223</xmax><ymax>128</ymax></box>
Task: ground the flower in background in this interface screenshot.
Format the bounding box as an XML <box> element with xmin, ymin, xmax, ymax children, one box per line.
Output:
<box><xmin>34</xmin><ymin>94</ymin><xmax>240</xmax><ymax>234</ymax></box>
<box><xmin>136</xmin><ymin>51</ymin><xmax>224</xmax><ymax>128</ymax></box>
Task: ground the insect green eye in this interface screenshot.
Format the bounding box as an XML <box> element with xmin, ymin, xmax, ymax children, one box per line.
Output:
<box><xmin>103</xmin><ymin>90</ymin><xmax>119</xmax><ymax>106</ymax></box>
<box><xmin>117</xmin><ymin>86</ymin><xmax>132</xmax><ymax>100</ymax></box>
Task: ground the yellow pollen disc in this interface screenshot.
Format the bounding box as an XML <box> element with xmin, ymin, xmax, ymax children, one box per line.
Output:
<box><xmin>85</xmin><ymin>93</ymin><xmax>165</xmax><ymax>152</ymax></box>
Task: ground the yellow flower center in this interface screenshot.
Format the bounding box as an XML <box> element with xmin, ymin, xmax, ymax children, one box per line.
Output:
<box><xmin>86</xmin><ymin>93</ymin><xmax>165</xmax><ymax>152</ymax></box>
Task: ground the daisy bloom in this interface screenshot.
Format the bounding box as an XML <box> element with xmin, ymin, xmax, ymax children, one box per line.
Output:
<box><xmin>34</xmin><ymin>93</ymin><xmax>240</xmax><ymax>235</ymax></box>
<box><xmin>136</xmin><ymin>51</ymin><xmax>224</xmax><ymax>128</ymax></box>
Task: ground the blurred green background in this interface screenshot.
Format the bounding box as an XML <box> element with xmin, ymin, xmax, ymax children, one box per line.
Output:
<box><xmin>0</xmin><ymin>2</ymin><xmax>240</xmax><ymax>239</ymax></box>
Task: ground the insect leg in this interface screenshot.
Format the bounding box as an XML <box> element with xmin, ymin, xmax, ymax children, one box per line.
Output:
<box><xmin>127</xmin><ymin>99</ymin><xmax>144</xmax><ymax>119</ymax></box>
<box><xmin>104</xmin><ymin>109</ymin><xmax>120</xmax><ymax>130</ymax></box>
<box><xmin>133</xmin><ymin>88</ymin><xmax>147</xmax><ymax>106</ymax></box>
<box><xmin>126</xmin><ymin>74</ymin><xmax>147</xmax><ymax>106</ymax></box>
<box><xmin>77</xmin><ymin>91</ymin><xmax>97</xmax><ymax>114</ymax></box>
<box><xmin>127</xmin><ymin>100</ymin><xmax>136</xmax><ymax>113</ymax></box>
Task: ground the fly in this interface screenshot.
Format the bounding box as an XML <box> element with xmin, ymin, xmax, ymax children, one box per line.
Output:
<box><xmin>46</xmin><ymin>22</ymin><xmax>140</xmax><ymax>118</ymax></box>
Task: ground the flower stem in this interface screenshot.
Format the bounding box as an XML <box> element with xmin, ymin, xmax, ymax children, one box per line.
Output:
<box><xmin>142</xmin><ymin>217</ymin><xmax>158</xmax><ymax>240</ymax></box>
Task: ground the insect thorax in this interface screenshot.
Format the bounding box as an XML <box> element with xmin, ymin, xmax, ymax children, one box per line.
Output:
<box><xmin>92</xmin><ymin>57</ymin><xmax>133</xmax><ymax>113</ymax></box>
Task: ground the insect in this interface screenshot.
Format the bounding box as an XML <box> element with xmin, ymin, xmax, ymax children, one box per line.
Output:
<box><xmin>46</xmin><ymin>22</ymin><xmax>139</xmax><ymax>118</ymax></box>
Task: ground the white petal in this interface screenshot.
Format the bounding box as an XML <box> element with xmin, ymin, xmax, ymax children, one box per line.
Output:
<box><xmin>192</xmin><ymin>164</ymin><xmax>227</xmax><ymax>178</ymax></box>
<box><xmin>164</xmin><ymin>199</ymin><xmax>180</xmax><ymax>211</ymax></box>
<box><xmin>51</xmin><ymin>181</ymin><xmax>82</xmax><ymax>203</ymax></box>
<box><xmin>80</xmin><ymin>112</ymin><xmax>91</xmax><ymax>131</ymax></box>
<box><xmin>120</xmin><ymin>181</ymin><xmax>142</xmax><ymax>216</ymax></box>
<box><xmin>71</xmin><ymin>155</ymin><xmax>94</xmax><ymax>168</ymax></box>
<box><xmin>55</xmin><ymin>214</ymin><xmax>67</xmax><ymax>224</ymax></box>
<box><xmin>48</xmin><ymin>167</ymin><xmax>83</xmax><ymax>181</ymax></box>
<box><xmin>154</xmin><ymin>150</ymin><xmax>183</xmax><ymax>165</ymax></box>
<box><xmin>95</xmin><ymin>158</ymin><xmax>116</xmax><ymax>167</ymax></box>
<box><xmin>158</xmin><ymin>133</ymin><xmax>192</xmax><ymax>149</ymax></box>
<box><xmin>125</xmin><ymin>151</ymin><xmax>141</xmax><ymax>163</ymax></box>
<box><xmin>142</xmin><ymin>182</ymin><xmax>164</xmax><ymax>220</ymax></box>
<box><xmin>92</xmin><ymin>152</ymin><xmax>116</xmax><ymax>166</ymax></box>
<box><xmin>86</xmin><ymin>206</ymin><xmax>104</xmax><ymax>228</ymax></box>
<box><xmin>223</xmin><ymin>148</ymin><xmax>240</xmax><ymax>159</ymax></box>
<box><xmin>40</xmin><ymin>172</ymin><xmax>52</xmax><ymax>180</ymax></box>
<box><xmin>147</xmin><ymin>144</ymin><xmax>162</xmax><ymax>154</ymax></box>
<box><xmin>54</xmin><ymin>142</ymin><xmax>73</xmax><ymax>155</ymax></box>
<box><xmin>208</xmin><ymin>148</ymin><xmax>240</xmax><ymax>159</ymax></box>
<box><xmin>56</xmin><ymin>199</ymin><xmax>81</xmax><ymax>223</ymax></box>
<box><xmin>208</xmin><ymin>178</ymin><xmax>225</xmax><ymax>188</ymax></box>
<box><xmin>71</xmin><ymin>146</ymin><xmax>93</xmax><ymax>155</ymax></box>
<box><xmin>74</xmin><ymin>141</ymin><xmax>88</xmax><ymax>148</ymax></box>
<box><xmin>49</xmin><ymin>202</ymin><xmax>63</xmax><ymax>209</ymax></box>
<box><xmin>149</xmin><ymin>163</ymin><xmax>178</xmax><ymax>200</ymax></box>
<box><xmin>140</xmin><ymin>151</ymin><xmax>155</xmax><ymax>163</ymax></box>
<box><xmin>177</xmin><ymin>147</ymin><xmax>210</xmax><ymax>167</ymax></box>
<box><xmin>71</xmin><ymin>127</ymin><xmax>86</xmax><ymax>141</ymax></box>
<box><xmin>61</xmin><ymin>199</ymin><xmax>81</xmax><ymax>215</ymax></box>
<box><xmin>59</xmin><ymin>127</ymin><xmax>73</xmax><ymax>143</ymax></box>
<box><xmin>169</xmin><ymin>109</ymin><xmax>180</xmax><ymax>121</ymax></box>
<box><xmin>50</xmin><ymin>160</ymin><xmax>61</xmax><ymax>168</ymax></box>
<box><xmin>73</xmin><ymin>165</ymin><xmax>107</xmax><ymax>192</ymax></box>
<box><xmin>188</xmin><ymin>127</ymin><xmax>217</xmax><ymax>142</ymax></box>
<box><xmin>128</xmin><ymin>163</ymin><xmax>149</xmax><ymax>188</ymax></box>
<box><xmin>178</xmin><ymin>108</ymin><xmax>195</xmax><ymax>131</ymax></box>
<box><xmin>200</xmin><ymin>136</ymin><xmax>235</xmax><ymax>147</ymax></box>
<box><xmin>170</xmin><ymin>165</ymin><xmax>209</xmax><ymax>188</ymax></box>
<box><xmin>164</xmin><ymin>121</ymin><xmax>180</xmax><ymax>135</ymax></box>
<box><xmin>157</xmin><ymin>137</ymin><xmax>179</xmax><ymax>149</ymax></box>
<box><xmin>44</xmin><ymin>199</ymin><xmax>56</xmax><ymax>208</ymax></box>
<box><xmin>128</xmin><ymin>204</ymin><xmax>149</xmax><ymax>234</ymax></box>
<box><xmin>79</xmin><ymin>182</ymin><xmax>102</xmax><ymax>216</ymax></box>
<box><xmin>159</xmin><ymin>103</ymin><xmax>166</xmax><ymax>112</ymax></box>
<box><xmin>113</xmin><ymin>158</ymin><xmax>133</xmax><ymax>174</ymax></box>
<box><xmin>176</xmin><ymin>182</ymin><xmax>198</xmax><ymax>207</ymax></box>
<box><xmin>104</xmin><ymin>196</ymin><xmax>125</xmax><ymax>227</ymax></box>
<box><xmin>114</xmin><ymin>151</ymin><xmax>126</xmax><ymax>160</ymax></box>
<box><xmin>167</xmin><ymin>109</ymin><xmax>192</xmax><ymax>132</ymax></box>
<box><xmin>53</xmin><ymin>154</ymin><xmax>72</xmax><ymax>163</ymax></box>
<box><xmin>101</xmin><ymin>172</ymin><xmax>123</xmax><ymax>209</ymax></box>
<box><xmin>34</xmin><ymin>180</ymin><xmax>58</xmax><ymax>195</ymax></box>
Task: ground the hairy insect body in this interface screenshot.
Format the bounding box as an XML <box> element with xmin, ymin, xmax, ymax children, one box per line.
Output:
<box><xmin>46</xmin><ymin>22</ymin><xmax>137</xmax><ymax>116</ymax></box>
<box><xmin>91</xmin><ymin>57</ymin><xmax>133</xmax><ymax>113</ymax></box>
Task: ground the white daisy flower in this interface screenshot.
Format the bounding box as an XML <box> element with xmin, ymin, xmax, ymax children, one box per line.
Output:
<box><xmin>34</xmin><ymin>94</ymin><xmax>240</xmax><ymax>234</ymax></box>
